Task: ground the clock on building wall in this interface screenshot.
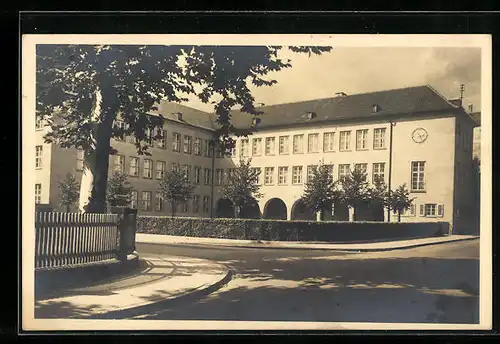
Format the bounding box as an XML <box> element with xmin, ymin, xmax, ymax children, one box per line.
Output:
<box><xmin>412</xmin><ymin>128</ymin><xmax>428</xmax><ymax>143</ymax></box>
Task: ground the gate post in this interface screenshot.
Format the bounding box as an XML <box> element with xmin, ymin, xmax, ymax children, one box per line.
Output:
<box><xmin>109</xmin><ymin>206</ymin><xmax>138</xmax><ymax>262</ymax></box>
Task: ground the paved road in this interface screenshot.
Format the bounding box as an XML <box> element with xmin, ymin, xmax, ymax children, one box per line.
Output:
<box><xmin>135</xmin><ymin>240</ymin><xmax>480</xmax><ymax>323</ymax></box>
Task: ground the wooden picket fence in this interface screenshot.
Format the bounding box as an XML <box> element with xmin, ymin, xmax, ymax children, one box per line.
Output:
<box><xmin>35</xmin><ymin>212</ymin><xmax>120</xmax><ymax>270</ymax></box>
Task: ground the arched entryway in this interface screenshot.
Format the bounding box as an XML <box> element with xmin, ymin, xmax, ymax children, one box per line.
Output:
<box><xmin>331</xmin><ymin>202</ymin><xmax>349</xmax><ymax>221</ymax></box>
<box><xmin>215</xmin><ymin>198</ymin><xmax>235</xmax><ymax>218</ymax></box>
<box><xmin>263</xmin><ymin>198</ymin><xmax>288</xmax><ymax>220</ymax></box>
<box><xmin>240</xmin><ymin>198</ymin><xmax>262</xmax><ymax>219</ymax></box>
<box><xmin>291</xmin><ymin>199</ymin><xmax>316</xmax><ymax>221</ymax></box>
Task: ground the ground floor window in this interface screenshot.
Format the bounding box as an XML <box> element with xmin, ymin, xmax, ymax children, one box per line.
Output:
<box><xmin>420</xmin><ymin>203</ymin><xmax>444</xmax><ymax>217</ymax></box>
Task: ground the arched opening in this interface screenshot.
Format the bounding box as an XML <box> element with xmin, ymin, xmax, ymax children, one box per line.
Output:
<box><xmin>263</xmin><ymin>198</ymin><xmax>288</xmax><ymax>220</ymax></box>
<box><xmin>240</xmin><ymin>198</ymin><xmax>261</xmax><ymax>219</ymax></box>
<box><xmin>291</xmin><ymin>199</ymin><xmax>316</xmax><ymax>221</ymax></box>
<box><xmin>369</xmin><ymin>202</ymin><xmax>385</xmax><ymax>222</ymax></box>
<box><xmin>215</xmin><ymin>198</ymin><xmax>235</xmax><ymax>218</ymax></box>
<box><xmin>331</xmin><ymin>202</ymin><xmax>349</xmax><ymax>221</ymax></box>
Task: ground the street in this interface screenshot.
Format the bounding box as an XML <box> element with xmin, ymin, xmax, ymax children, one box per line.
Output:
<box><xmin>134</xmin><ymin>239</ymin><xmax>480</xmax><ymax>323</ymax></box>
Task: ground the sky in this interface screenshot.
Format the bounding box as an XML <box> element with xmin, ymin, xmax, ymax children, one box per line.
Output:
<box><xmin>180</xmin><ymin>47</ymin><xmax>482</xmax><ymax>114</ymax></box>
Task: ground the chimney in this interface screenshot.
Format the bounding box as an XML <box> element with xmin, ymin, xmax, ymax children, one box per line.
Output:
<box><xmin>334</xmin><ymin>92</ymin><xmax>347</xmax><ymax>97</ymax></box>
<box><xmin>307</xmin><ymin>111</ymin><xmax>317</xmax><ymax>120</ymax></box>
<box><xmin>468</xmin><ymin>104</ymin><xmax>474</xmax><ymax>112</ymax></box>
<box><xmin>449</xmin><ymin>98</ymin><xmax>462</xmax><ymax>107</ymax></box>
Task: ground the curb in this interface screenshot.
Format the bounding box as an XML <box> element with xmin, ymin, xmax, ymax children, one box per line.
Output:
<box><xmin>137</xmin><ymin>236</ymin><xmax>479</xmax><ymax>253</ymax></box>
<box><xmin>88</xmin><ymin>263</ymin><xmax>234</xmax><ymax>319</ymax></box>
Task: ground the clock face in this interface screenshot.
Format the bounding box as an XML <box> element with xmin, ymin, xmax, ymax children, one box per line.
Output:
<box><xmin>412</xmin><ymin>128</ymin><xmax>428</xmax><ymax>143</ymax></box>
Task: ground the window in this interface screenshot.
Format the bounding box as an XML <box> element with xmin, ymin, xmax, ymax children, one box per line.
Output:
<box><xmin>215</xmin><ymin>168</ymin><xmax>224</xmax><ymax>185</ymax></box>
<box><xmin>129</xmin><ymin>157</ymin><xmax>139</xmax><ymax>177</ymax></box>
<box><xmin>293</xmin><ymin>134</ymin><xmax>304</xmax><ymax>154</ymax></box>
<box><xmin>157</xmin><ymin>129</ymin><xmax>167</xmax><ymax>149</ymax></box>
<box><xmin>35</xmin><ymin>116</ymin><xmax>44</xmax><ymax>130</ymax></box>
<box><xmin>411</xmin><ymin>161</ymin><xmax>425</xmax><ymax>191</ymax></box>
<box><xmin>204</xmin><ymin>168</ymin><xmax>211</xmax><ymax>185</ymax></box>
<box><xmin>144</xmin><ymin>128</ymin><xmax>153</xmax><ymax>144</ymax></box>
<box><xmin>339</xmin><ymin>131</ymin><xmax>351</xmax><ymax>151</ymax></box>
<box><xmin>143</xmin><ymin>159</ymin><xmax>153</xmax><ymax>179</ymax></box>
<box><xmin>372</xmin><ymin>163</ymin><xmax>385</xmax><ymax>182</ymax></box>
<box><xmin>203</xmin><ymin>196</ymin><xmax>210</xmax><ymax>213</ymax></box>
<box><xmin>325</xmin><ymin>164</ymin><xmax>334</xmax><ymax>179</ymax></box>
<box><xmin>194</xmin><ymin>138</ymin><xmax>202</xmax><ymax>155</ymax></box>
<box><xmin>141</xmin><ymin>191</ymin><xmax>152</xmax><ymax>211</ymax></box>
<box><xmin>171</xmin><ymin>163</ymin><xmax>180</xmax><ymax>173</ymax></box>
<box><xmin>182</xmin><ymin>201</ymin><xmax>189</xmax><ymax>213</ymax></box>
<box><xmin>204</xmin><ymin>140</ymin><xmax>213</xmax><ymax>157</ymax></box>
<box><xmin>373</xmin><ymin>128</ymin><xmax>386</xmax><ymax>149</ymax></box>
<box><xmin>155</xmin><ymin>192</ymin><xmax>164</xmax><ymax>211</ymax></box>
<box><xmin>194</xmin><ymin>166</ymin><xmax>201</xmax><ymax>184</ymax></box>
<box><xmin>172</xmin><ymin>133</ymin><xmax>181</xmax><ymax>152</ymax></box>
<box><xmin>252</xmin><ymin>138</ymin><xmax>262</xmax><ymax>156</ymax></box>
<box><xmin>354</xmin><ymin>163</ymin><xmax>368</xmax><ymax>179</ymax></box>
<box><xmin>182</xmin><ymin>165</ymin><xmax>191</xmax><ymax>182</ymax></box>
<box><xmin>405</xmin><ymin>204</ymin><xmax>416</xmax><ymax>216</ymax></box>
<box><xmin>323</xmin><ymin>132</ymin><xmax>335</xmax><ymax>152</ymax></box>
<box><xmin>113</xmin><ymin>120</ymin><xmax>127</xmax><ymax>141</ymax></box>
<box><xmin>424</xmin><ymin>203</ymin><xmax>437</xmax><ymax>217</ymax></box>
<box><xmin>251</xmin><ymin>167</ymin><xmax>261</xmax><ymax>185</ymax></box>
<box><xmin>338</xmin><ymin>164</ymin><xmax>351</xmax><ymax>179</ymax></box>
<box><xmin>226</xmin><ymin>168</ymin><xmax>235</xmax><ymax>184</ymax></box>
<box><xmin>292</xmin><ymin>166</ymin><xmax>303</xmax><ymax>184</ymax></box>
<box><xmin>130</xmin><ymin>191</ymin><xmax>138</xmax><ymax>209</ymax></box>
<box><xmin>240</xmin><ymin>138</ymin><xmax>249</xmax><ymax>157</ymax></box>
<box><xmin>183</xmin><ymin>135</ymin><xmax>192</xmax><ymax>154</ymax></box>
<box><xmin>356</xmin><ymin>129</ymin><xmax>368</xmax><ymax>150</ymax></box>
<box><xmin>264</xmin><ymin>167</ymin><xmax>274</xmax><ymax>185</ymax></box>
<box><xmin>192</xmin><ymin>195</ymin><xmax>200</xmax><ymax>213</ymax></box>
<box><xmin>216</xmin><ymin>146</ymin><xmax>224</xmax><ymax>158</ymax></box>
<box><xmin>307</xmin><ymin>165</ymin><xmax>317</xmax><ymax>183</ymax></box>
<box><xmin>156</xmin><ymin>161</ymin><xmax>166</xmax><ymax>180</ymax></box>
<box><xmin>308</xmin><ymin>133</ymin><xmax>319</xmax><ymax>153</ymax></box>
<box><xmin>278</xmin><ymin>166</ymin><xmax>288</xmax><ymax>185</ymax></box>
<box><xmin>279</xmin><ymin>136</ymin><xmax>289</xmax><ymax>155</ymax></box>
<box><xmin>35</xmin><ymin>184</ymin><xmax>41</xmax><ymax>204</ymax></box>
<box><xmin>35</xmin><ymin>145</ymin><xmax>43</xmax><ymax>169</ymax></box>
<box><xmin>114</xmin><ymin>155</ymin><xmax>125</xmax><ymax>173</ymax></box>
<box><xmin>265</xmin><ymin>137</ymin><xmax>276</xmax><ymax>155</ymax></box>
<box><xmin>76</xmin><ymin>149</ymin><xmax>84</xmax><ymax>171</ymax></box>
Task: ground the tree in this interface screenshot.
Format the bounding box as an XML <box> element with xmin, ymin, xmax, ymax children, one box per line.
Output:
<box><xmin>58</xmin><ymin>172</ymin><xmax>80</xmax><ymax>212</ymax></box>
<box><xmin>106</xmin><ymin>171</ymin><xmax>133</xmax><ymax>207</ymax></box>
<box><xmin>220</xmin><ymin>158</ymin><xmax>262</xmax><ymax>218</ymax></box>
<box><xmin>388</xmin><ymin>183</ymin><xmax>415</xmax><ymax>222</ymax></box>
<box><xmin>36</xmin><ymin>45</ymin><xmax>332</xmax><ymax>213</ymax></box>
<box><xmin>158</xmin><ymin>169</ymin><xmax>195</xmax><ymax>218</ymax></box>
<box><xmin>366</xmin><ymin>176</ymin><xmax>389</xmax><ymax>220</ymax></box>
<box><xmin>340</xmin><ymin>168</ymin><xmax>371</xmax><ymax>221</ymax></box>
<box><xmin>301</xmin><ymin>161</ymin><xmax>341</xmax><ymax>221</ymax></box>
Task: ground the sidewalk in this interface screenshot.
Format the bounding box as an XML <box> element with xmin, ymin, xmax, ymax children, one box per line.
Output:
<box><xmin>34</xmin><ymin>255</ymin><xmax>232</xmax><ymax>319</ymax></box>
<box><xmin>136</xmin><ymin>233</ymin><xmax>479</xmax><ymax>252</ymax></box>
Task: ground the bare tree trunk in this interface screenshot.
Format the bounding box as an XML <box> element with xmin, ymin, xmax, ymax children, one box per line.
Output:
<box><xmin>398</xmin><ymin>211</ymin><xmax>401</xmax><ymax>223</ymax></box>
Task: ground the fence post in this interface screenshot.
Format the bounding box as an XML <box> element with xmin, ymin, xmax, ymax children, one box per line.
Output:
<box><xmin>109</xmin><ymin>206</ymin><xmax>138</xmax><ymax>262</ymax></box>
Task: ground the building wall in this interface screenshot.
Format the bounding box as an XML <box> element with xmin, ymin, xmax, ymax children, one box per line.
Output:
<box><xmin>35</xmin><ymin>126</ymin><xmax>53</xmax><ymax>205</ymax></box>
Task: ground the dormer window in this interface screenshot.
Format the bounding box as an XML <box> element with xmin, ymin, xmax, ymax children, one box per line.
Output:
<box><xmin>176</xmin><ymin>112</ymin><xmax>183</xmax><ymax>121</ymax></box>
<box><xmin>372</xmin><ymin>104</ymin><xmax>381</xmax><ymax>113</ymax></box>
<box><xmin>307</xmin><ymin>112</ymin><xmax>316</xmax><ymax>120</ymax></box>
<box><xmin>252</xmin><ymin>117</ymin><xmax>262</xmax><ymax>127</ymax></box>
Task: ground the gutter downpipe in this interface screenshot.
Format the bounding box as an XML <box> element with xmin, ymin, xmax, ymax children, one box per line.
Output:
<box><xmin>387</xmin><ymin>120</ymin><xmax>395</xmax><ymax>222</ymax></box>
<box><xmin>210</xmin><ymin>139</ymin><xmax>216</xmax><ymax>219</ymax></box>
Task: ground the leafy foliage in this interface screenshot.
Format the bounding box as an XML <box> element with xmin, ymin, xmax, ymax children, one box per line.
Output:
<box><xmin>388</xmin><ymin>183</ymin><xmax>415</xmax><ymax>222</ymax></box>
<box><xmin>301</xmin><ymin>161</ymin><xmax>341</xmax><ymax>220</ymax></box>
<box><xmin>367</xmin><ymin>175</ymin><xmax>389</xmax><ymax>208</ymax></box>
<box><xmin>58</xmin><ymin>173</ymin><xmax>80</xmax><ymax>212</ymax></box>
<box><xmin>220</xmin><ymin>158</ymin><xmax>262</xmax><ymax>216</ymax></box>
<box><xmin>106</xmin><ymin>171</ymin><xmax>133</xmax><ymax>207</ymax></box>
<box><xmin>340</xmin><ymin>168</ymin><xmax>371</xmax><ymax>208</ymax></box>
<box><xmin>158</xmin><ymin>169</ymin><xmax>195</xmax><ymax>217</ymax></box>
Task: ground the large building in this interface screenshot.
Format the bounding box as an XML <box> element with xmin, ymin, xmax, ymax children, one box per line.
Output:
<box><xmin>34</xmin><ymin>85</ymin><xmax>479</xmax><ymax>234</ymax></box>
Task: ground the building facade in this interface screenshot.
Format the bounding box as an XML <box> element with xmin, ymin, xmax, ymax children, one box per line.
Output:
<box><xmin>34</xmin><ymin>85</ymin><xmax>479</xmax><ymax>234</ymax></box>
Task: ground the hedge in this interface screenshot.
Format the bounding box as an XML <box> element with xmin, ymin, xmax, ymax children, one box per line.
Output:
<box><xmin>136</xmin><ymin>216</ymin><xmax>450</xmax><ymax>243</ymax></box>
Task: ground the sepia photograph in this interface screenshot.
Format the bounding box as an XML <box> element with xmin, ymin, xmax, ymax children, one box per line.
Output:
<box><xmin>21</xmin><ymin>34</ymin><xmax>492</xmax><ymax>331</ymax></box>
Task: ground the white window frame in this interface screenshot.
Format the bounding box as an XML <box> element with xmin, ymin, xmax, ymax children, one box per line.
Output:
<box><xmin>279</xmin><ymin>136</ymin><xmax>289</xmax><ymax>155</ymax></box>
<box><xmin>157</xmin><ymin>129</ymin><xmax>167</xmax><ymax>149</ymax></box>
<box><xmin>339</xmin><ymin>131</ymin><xmax>351</xmax><ymax>151</ymax></box>
<box><xmin>204</xmin><ymin>168</ymin><xmax>211</xmax><ymax>185</ymax></box>
<box><xmin>252</xmin><ymin>167</ymin><xmax>261</xmax><ymax>185</ymax></box>
<box><xmin>141</xmin><ymin>191</ymin><xmax>152</xmax><ymax>211</ymax></box>
<box><xmin>265</xmin><ymin>137</ymin><xmax>276</xmax><ymax>155</ymax></box>
<box><xmin>173</xmin><ymin>133</ymin><xmax>181</xmax><ymax>152</ymax></box>
<box><xmin>194</xmin><ymin>166</ymin><xmax>201</xmax><ymax>184</ymax></box>
<box><xmin>278</xmin><ymin>166</ymin><xmax>288</xmax><ymax>185</ymax></box>
<box><xmin>323</xmin><ymin>132</ymin><xmax>335</xmax><ymax>152</ymax></box>
<box><xmin>194</xmin><ymin>138</ymin><xmax>202</xmax><ymax>155</ymax></box>
<box><xmin>411</xmin><ymin>161</ymin><xmax>426</xmax><ymax>191</ymax></box>
<box><xmin>114</xmin><ymin>155</ymin><xmax>125</xmax><ymax>173</ymax></box>
<box><xmin>35</xmin><ymin>145</ymin><xmax>43</xmax><ymax>169</ymax></box>
<box><xmin>35</xmin><ymin>183</ymin><xmax>42</xmax><ymax>204</ymax></box>
<box><xmin>354</xmin><ymin>163</ymin><xmax>368</xmax><ymax>178</ymax></box>
<box><xmin>129</xmin><ymin>157</ymin><xmax>139</xmax><ymax>177</ymax></box>
<box><xmin>356</xmin><ymin>129</ymin><xmax>368</xmax><ymax>150</ymax></box>
<box><xmin>216</xmin><ymin>168</ymin><xmax>224</xmax><ymax>185</ymax></box>
<box><xmin>292</xmin><ymin>166</ymin><xmax>303</xmax><ymax>185</ymax></box>
<box><xmin>307</xmin><ymin>165</ymin><xmax>317</xmax><ymax>183</ymax></box>
<box><xmin>183</xmin><ymin>135</ymin><xmax>192</xmax><ymax>154</ymax></box>
<box><xmin>203</xmin><ymin>196</ymin><xmax>210</xmax><ymax>213</ymax></box>
<box><xmin>143</xmin><ymin>159</ymin><xmax>153</xmax><ymax>179</ymax></box>
<box><xmin>373</xmin><ymin>128</ymin><xmax>386</xmax><ymax>149</ymax></box>
<box><xmin>308</xmin><ymin>133</ymin><xmax>319</xmax><ymax>153</ymax></box>
<box><xmin>240</xmin><ymin>138</ymin><xmax>250</xmax><ymax>157</ymax></box>
<box><xmin>252</xmin><ymin>138</ymin><xmax>262</xmax><ymax>156</ymax></box>
<box><xmin>130</xmin><ymin>191</ymin><xmax>138</xmax><ymax>209</ymax></box>
<box><xmin>264</xmin><ymin>167</ymin><xmax>274</xmax><ymax>185</ymax></box>
<box><xmin>182</xmin><ymin>165</ymin><xmax>191</xmax><ymax>182</ymax></box>
<box><xmin>155</xmin><ymin>192</ymin><xmax>164</xmax><ymax>211</ymax></box>
<box><xmin>338</xmin><ymin>164</ymin><xmax>351</xmax><ymax>179</ymax></box>
<box><xmin>293</xmin><ymin>135</ymin><xmax>304</xmax><ymax>154</ymax></box>
<box><xmin>372</xmin><ymin>162</ymin><xmax>385</xmax><ymax>182</ymax></box>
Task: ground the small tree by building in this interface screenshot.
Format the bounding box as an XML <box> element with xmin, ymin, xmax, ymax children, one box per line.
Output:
<box><xmin>58</xmin><ymin>172</ymin><xmax>80</xmax><ymax>212</ymax></box>
<box><xmin>367</xmin><ymin>176</ymin><xmax>389</xmax><ymax>221</ymax></box>
<box><xmin>220</xmin><ymin>157</ymin><xmax>262</xmax><ymax>218</ymax></box>
<box><xmin>106</xmin><ymin>171</ymin><xmax>133</xmax><ymax>207</ymax></box>
<box><xmin>340</xmin><ymin>168</ymin><xmax>371</xmax><ymax>221</ymax></box>
<box><xmin>301</xmin><ymin>161</ymin><xmax>342</xmax><ymax>221</ymax></box>
<box><xmin>158</xmin><ymin>169</ymin><xmax>195</xmax><ymax>218</ymax></box>
<box><xmin>388</xmin><ymin>183</ymin><xmax>415</xmax><ymax>222</ymax></box>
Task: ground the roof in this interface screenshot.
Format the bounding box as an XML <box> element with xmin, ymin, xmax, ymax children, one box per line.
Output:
<box><xmin>151</xmin><ymin>85</ymin><xmax>466</xmax><ymax>132</ymax></box>
<box><xmin>470</xmin><ymin>111</ymin><xmax>481</xmax><ymax>126</ymax></box>
<box><xmin>227</xmin><ymin>85</ymin><xmax>459</xmax><ymax>130</ymax></box>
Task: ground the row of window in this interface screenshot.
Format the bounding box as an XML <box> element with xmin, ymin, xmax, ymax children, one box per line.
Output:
<box><xmin>114</xmin><ymin>121</ymin><xmax>214</xmax><ymax>157</ymax></box>
<box><xmin>398</xmin><ymin>203</ymin><xmax>444</xmax><ymax>217</ymax></box>
<box><xmin>234</xmin><ymin>128</ymin><xmax>387</xmax><ymax>158</ymax></box>
<box><xmin>130</xmin><ymin>191</ymin><xmax>211</xmax><ymax>213</ymax></box>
